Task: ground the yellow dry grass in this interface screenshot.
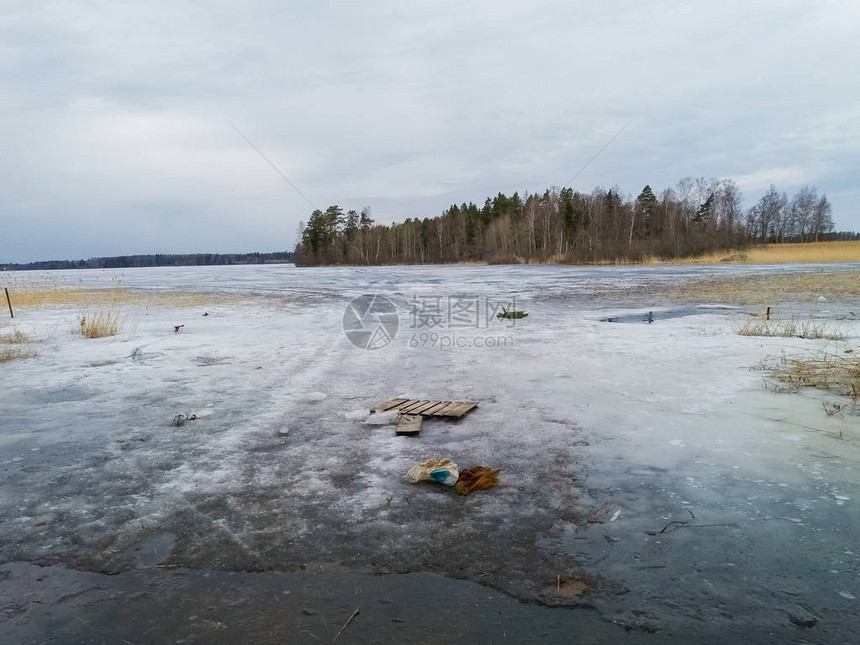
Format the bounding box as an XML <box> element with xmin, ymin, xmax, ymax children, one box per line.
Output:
<box><xmin>0</xmin><ymin>346</ymin><xmax>35</xmax><ymax>363</ymax></box>
<box><xmin>0</xmin><ymin>328</ymin><xmax>31</xmax><ymax>344</ymax></box>
<box><xmin>3</xmin><ymin>287</ymin><xmax>238</xmax><ymax>310</ymax></box>
<box><xmin>0</xmin><ymin>327</ymin><xmax>36</xmax><ymax>363</ymax></box>
<box><xmin>759</xmin><ymin>349</ymin><xmax>860</xmax><ymax>401</ymax></box>
<box><xmin>662</xmin><ymin>271</ymin><xmax>860</xmax><ymax>305</ymax></box>
<box><xmin>671</xmin><ymin>241</ymin><xmax>860</xmax><ymax>265</ymax></box>
<box><xmin>78</xmin><ymin>306</ymin><xmax>121</xmax><ymax>338</ymax></box>
<box><xmin>736</xmin><ymin>316</ymin><xmax>844</xmax><ymax>340</ymax></box>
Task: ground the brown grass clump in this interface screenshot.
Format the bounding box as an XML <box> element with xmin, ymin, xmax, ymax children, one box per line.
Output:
<box><xmin>0</xmin><ymin>347</ymin><xmax>35</xmax><ymax>363</ymax></box>
<box><xmin>737</xmin><ymin>316</ymin><xmax>844</xmax><ymax>340</ymax></box>
<box><xmin>673</xmin><ymin>241</ymin><xmax>860</xmax><ymax>265</ymax></box>
<box><xmin>0</xmin><ymin>328</ymin><xmax>31</xmax><ymax>344</ymax></box>
<box><xmin>78</xmin><ymin>307</ymin><xmax>121</xmax><ymax>338</ymax></box>
<box><xmin>662</xmin><ymin>271</ymin><xmax>860</xmax><ymax>305</ymax></box>
<box><xmin>760</xmin><ymin>349</ymin><xmax>860</xmax><ymax>401</ymax></box>
<box><xmin>0</xmin><ymin>327</ymin><xmax>36</xmax><ymax>363</ymax></box>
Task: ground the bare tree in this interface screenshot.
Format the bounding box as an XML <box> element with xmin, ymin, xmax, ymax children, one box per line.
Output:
<box><xmin>747</xmin><ymin>185</ymin><xmax>784</xmax><ymax>241</ymax></box>
<box><xmin>716</xmin><ymin>179</ymin><xmax>743</xmax><ymax>243</ymax></box>
<box><xmin>812</xmin><ymin>194</ymin><xmax>834</xmax><ymax>241</ymax></box>
<box><xmin>790</xmin><ymin>186</ymin><xmax>818</xmax><ymax>241</ymax></box>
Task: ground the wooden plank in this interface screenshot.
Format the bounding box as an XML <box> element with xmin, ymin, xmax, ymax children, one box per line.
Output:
<box><xmin>378</xmin><ymin>398</ymin><xmax>409</xmax><ymax>411</ymax></box>
<box><xmin>398</xmin><ymin>400</ymin><xmax>427</xmax><ymax>414</ymax></box>
<box><xmin>421</xmin><ymin>401</ymin><xmax>453</xmax><ymax>416</ymax></box>
<box><xmin>395</xmin><ymin>414</ymin><xmax>422</xmax><ymax>436</ymax></box>
<box><xmin>426</xmin><ymin>401</ymin><xmax>460</xmax><ymax>416</ymax></box>
<box><xmin>376</xmin><ymin>398</ymin><xmax>478</xmax><ymax>419</ymax></box>
<box><xmin>448</xmin><ymin>401</ymin><xmax>479</xmax><ymax>417</ymax></box>
<box><xmin>453</xmin><ymin>401</ymin><xmax>479</xmax><ymax>417</ymax></box>
<box><xmin>431</xmin><ymin>401</ymin><xmax>478</xmax><ymax>418</ymax></box>
<box><xmin>410</xmin><ymin>400</ymin><xmax>442</xmax><ymax>415</ymax></box>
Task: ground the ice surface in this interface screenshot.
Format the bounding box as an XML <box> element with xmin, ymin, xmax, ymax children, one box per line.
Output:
<box><xmin>364</xmin><ymin>409</ymin><xmax>400</xmax><ymax>425</ymax></box>
<box><xmin>1</xmin><ymin>262</ymin><xmax>859</xmax><ymax>637</ymax></box>
<box><xmin>344</xmin><ymin>409</ymin><xmax>370</xmax><ymax>421</ymax></box>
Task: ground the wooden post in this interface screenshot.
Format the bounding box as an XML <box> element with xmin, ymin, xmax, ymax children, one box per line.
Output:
<box><xmin>765</xmin><ymin>306</ymin><xmax>770</xmax><ymax>321</ymax></box>
<box><xmin>4</xmin><ymin>288</ymin><xmax>12</xmax><ymax>319</ymax></box>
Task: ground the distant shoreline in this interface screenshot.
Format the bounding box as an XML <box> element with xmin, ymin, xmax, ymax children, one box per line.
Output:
<box><xmin>1</xmin><ymin>251</ymin><xmax>295</xmax><ymax>272</ymax></box>
<box><xmin>6</xmin><ymin>241</ymin><xmax>860</xmax><ymax>272</ymax></box>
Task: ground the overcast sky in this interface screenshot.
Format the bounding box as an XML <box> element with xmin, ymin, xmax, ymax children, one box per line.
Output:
<box><xmin>2</xmin><ymin>0</ymin><xmax>859</xmax><ymax>262</ymax></box>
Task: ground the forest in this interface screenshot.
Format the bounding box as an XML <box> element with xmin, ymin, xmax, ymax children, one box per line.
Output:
<box><xmin>295</xmin><ymin>179</ymin><xmax>841</xmax><ymax>266</ymax></box>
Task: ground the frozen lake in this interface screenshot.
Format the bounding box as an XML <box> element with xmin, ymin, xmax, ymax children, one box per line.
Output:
<box><xmin>19</xmin><ymin>259</ymin><xmax>860</xmax><ymax>299</ymax></box>
<box><xmin>2</xmin><ymin>262</ymin><xmax>859</xmax><ymax>643</ymax></box>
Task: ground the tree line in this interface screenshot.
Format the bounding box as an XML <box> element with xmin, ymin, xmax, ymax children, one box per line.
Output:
<box><xmin>745</xmin><ymin>184</ymin><xmax>833</xmax><ymax>242</ymax></box>
<box><xmin>1</xmin><ymin>251</ymin><xmax>295</xmax><ymax>272</ymax></box>
<box><xmin>295</xmin><ymin>179</ymin><xmax>839</xmax><ymax>266</ymax></box>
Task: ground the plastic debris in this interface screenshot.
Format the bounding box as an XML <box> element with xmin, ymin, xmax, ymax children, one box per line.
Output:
<box><xmin>430</xmin><ymin>467</ymin><xmax>459</xmax><ymax>485</ymax></box>
<box><xmin>406</xmin><ymin>458</ymin><xmax>459</xmax><ymax>486</ymax></box>
<box><xmin>306</xmin><ymin>392</ymin><xmax>327</xmax><ymax>403</ymax></box>
<box><xmin>455</xmin><ymin>466</ymin><xmax>501</xmax><ymax>495</ymax></box>
<box><xmin>365</xmin><ymin>409</ymin><xmax>401</xmax><ymax>425</ymax></box>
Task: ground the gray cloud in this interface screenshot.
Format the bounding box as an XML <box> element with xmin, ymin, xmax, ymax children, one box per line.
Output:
<box><xmin>1</xmin><ymin>0</ymin><xmax>858</xmax><ymax>262</ymax></box>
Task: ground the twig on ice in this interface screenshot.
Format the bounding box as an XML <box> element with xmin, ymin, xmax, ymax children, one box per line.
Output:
<box><xmin>333</xmin><ymin>606</ymin><xmax>359</xmax><ymax>643</ymax></box>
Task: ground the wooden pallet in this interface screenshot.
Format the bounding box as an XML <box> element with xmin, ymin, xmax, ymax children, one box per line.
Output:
<box><xmin>374</xmin><ymin>398</ymin><xmax>479</xmax><ymax>436</ymax></box>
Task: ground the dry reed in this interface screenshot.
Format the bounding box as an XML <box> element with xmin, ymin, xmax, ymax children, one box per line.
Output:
<box><xmin>78</xmin><ymin>306</ymin><xmax>121</xmax><ymax>338</ymax></box>
<box><xmin>0</xmin><ymin>327</ymin><xmax>36</xmax><ymax>363</ymax></box>
<box><xmin>0</xmin><ymin>329</ymin><xmax>31</xmax><ymax>344</ymax></box>
<box><xmin>737</xmin><ymin>316</ymin><xmax>844</xmax><ymax>340</ymax></box>
<box><xmin>759</xmin><ymin>349</ymin><xmax>860</xmax><ymax>401</ymax></box>
<box><xmin>0</xmin><ymin>347</ymin><xmax>35</xmax><ymax>363</ymax></box>
<box><xmin>4</xmin><ymin>286</ymin><xmax>235</xmax><ymax>310</ymax></box>
<box><xmin>671</xmin><ymin>241</ymin><xmax>860</xmax><ymax>265</ymax></box>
